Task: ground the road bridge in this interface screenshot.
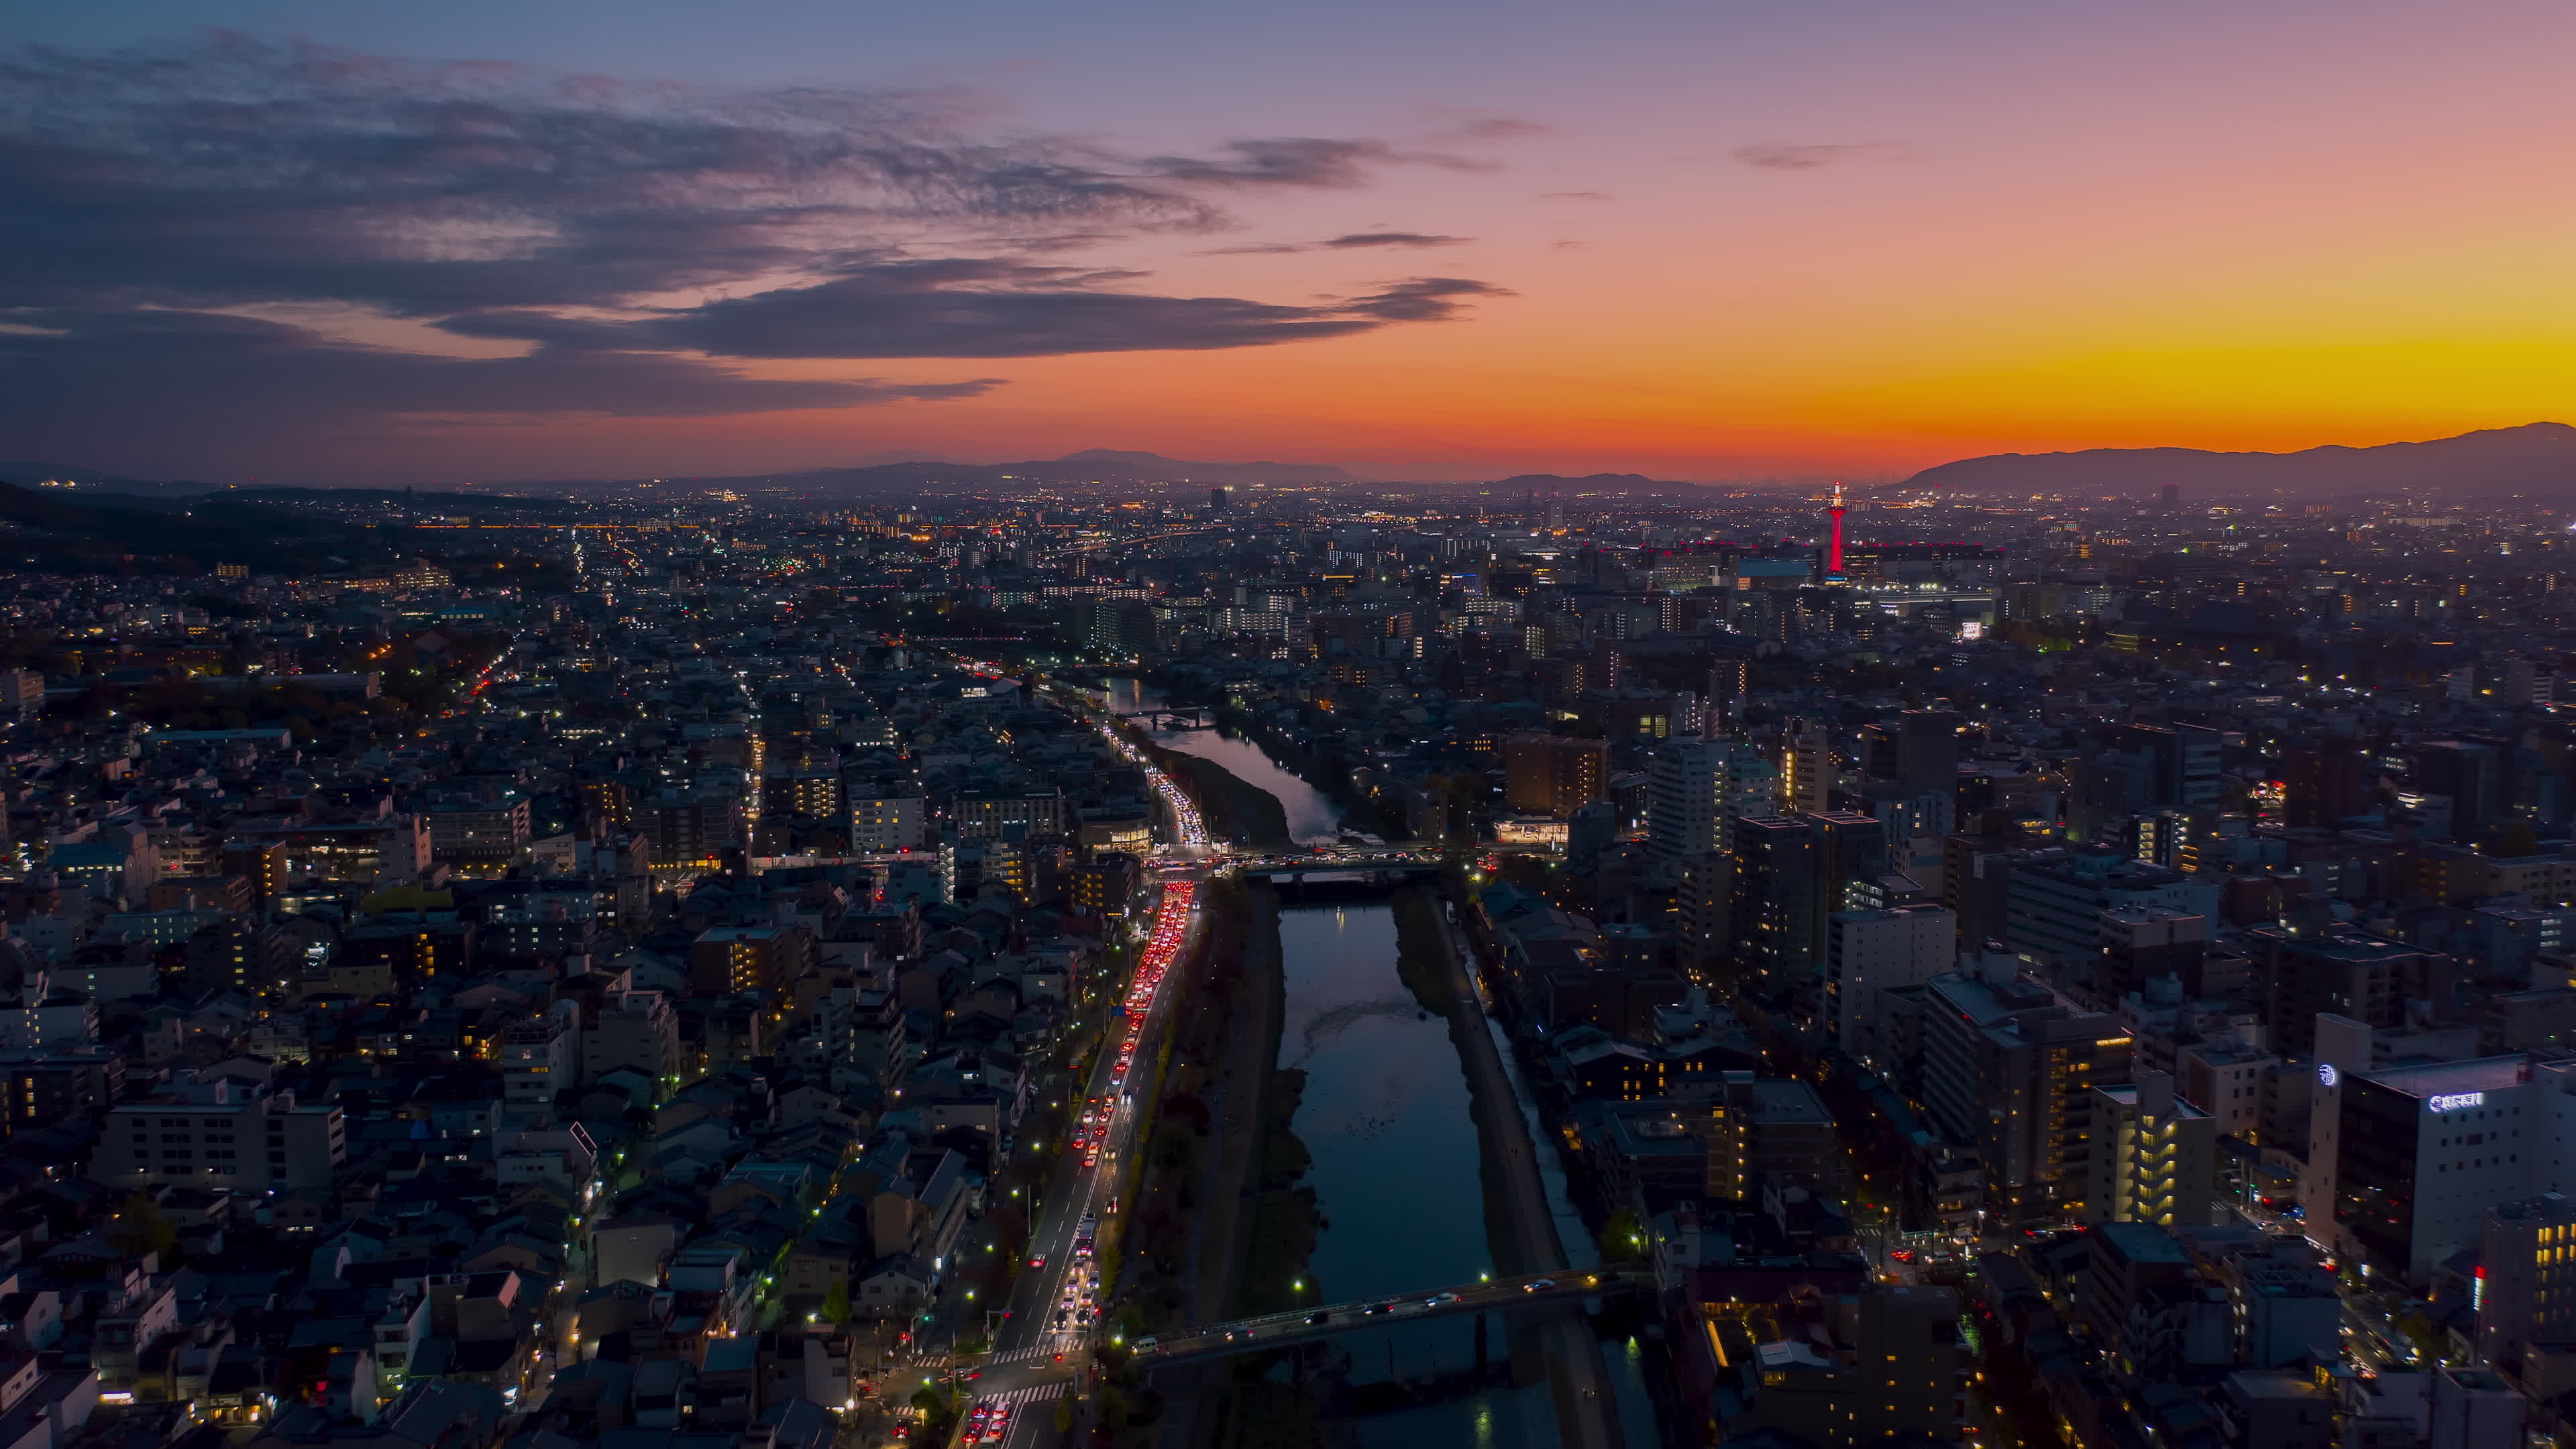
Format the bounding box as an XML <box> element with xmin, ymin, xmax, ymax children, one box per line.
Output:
<box><xmin>1126</xmin><ymin>1269</ymin><xmax>1649</xmax><ymax>1366</ymax></box>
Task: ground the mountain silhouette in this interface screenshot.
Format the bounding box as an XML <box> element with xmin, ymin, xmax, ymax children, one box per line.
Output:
<box><xmin>1904</xmin><ymin>423</ymin><xmax>2576</xmax><ymax>498</ymax></box>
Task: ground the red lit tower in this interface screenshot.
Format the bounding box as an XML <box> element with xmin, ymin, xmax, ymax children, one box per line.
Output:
<box><xmin>1826</xmin><ymin>480</ymin><xmax>1848</xmax><ymax>576</ymax></box>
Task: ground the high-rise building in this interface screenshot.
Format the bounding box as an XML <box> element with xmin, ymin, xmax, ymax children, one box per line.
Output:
<box><xmin>1677</xmin><ymin>851</ymin><xmax>1732</xmax><ymax>980</ymax></box>
<box><xmin>2118</xmin><ymin>723</ymin><xmax>2224</xmax><ymax>810</ymax></box>
<box><xmin>2416</xmin><ymin>739</ymin><xmax>2504</xmax><ymax>833</ymax></box>
<box><xmin>1728</xmin><ymin>816</ymin><xmax>1819</xmax><ymax>991</ymax></box>
<box><xmin>1503</xmin><ymin>733</ymin><xmax>1609</xmax><ymax>818</ymax></box>
<box><xmin>2096</xmin><ymin>906</ymin><xmax>2209</xmax><ymax>1000</ymax></box>
<box><xmin>2086</xmin><ymin>1069</ymin><xmax>2216</xmax><ymax>1229</ymax></box>
<box><xmin>2283</xmin><ymin>735</ymin><xmax>2370</xmax><ymax>828</ymax></box>
<box><xmin>1646</xmin><ymin>741</ymin><xmax>1743</xmax><ymax>862</ymax></box>
<box><xmin>1921</xmin><ymin>971</ymin><xmax>2133</xmax><ymax>1226</ymax></box>
<box><xmin>2328</xmin><ymin>1056</ymin><xmax>2538</xmax><ymax>1281</ymax></box>
<box><xmin>2001</xmin><ymin>850</ymin><xmax>2197</xmax><ymax>976</ymax></box>
<box><xmin>2475</xmin><ymin>1192</ymin><xmax>2576</xmax><ymax>1373</ymax></box>
<box><xmin>1725</xmin><ymin>812</ymin><xmax>1890</xmax><ymax>995</ymax></box>
<box><xmin>2255</xmin><ymin>925</ymin><xmax>2418</xmax><ymax>1057</ymax></box>
<box><xmin>1087</xmin><ymin>597</ymin><xmax>1157</xmax><ymax>657</ymax></box>
<box><xmin>1778</xmin><ymin>717</ymin><xmax>1835</xmax><ymax>814</ymax></box>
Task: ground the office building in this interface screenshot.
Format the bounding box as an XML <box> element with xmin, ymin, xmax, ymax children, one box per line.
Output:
<box><xmin>2330</xmin><ymin>1055</ymin><xmax>2534</xmax><ymax>1281</ymax></box>
<box><xmin>2086</xmin><ymin>1069</ymin><xmax>2216</xmax><ymax>1229</ymax></box>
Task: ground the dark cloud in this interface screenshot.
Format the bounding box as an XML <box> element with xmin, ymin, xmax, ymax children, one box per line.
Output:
<box><xmin>0</xmin><ymin>33</ymin><xmax>1505</xmax><ymax>453</ymax></box>
<box><xmin>1320</xmin><ymin>231</ymin><xmax>1470</xmax><ymax>250</ymax></box>
<box><xmin>1732</xmin><ymin>142</ymin><xmax>1902</xmax><ymax>170</ymax></box>
<box><xmin>1141</xmin><ymin>137</ymin><xmax>1486</xmax><ymax>187</ymax></box>
<box><xmin>435</xmin><ymin>264</ymin><xmax>1509</xmax><ymax>360</ymax></box>
<box><xmin>0</xmin><ymin>307</ymin><xmax>996</xmax><ymax>442</ymax></box>
<box><xmin>0</xmin><ymin>33</ymin><xmax>1220</xmax><ymax>318</ymax></box>
<box><xmin>1200</xmin><ymin>231</ymin><xmax>1470</xmax><ymax>256</ymax></box>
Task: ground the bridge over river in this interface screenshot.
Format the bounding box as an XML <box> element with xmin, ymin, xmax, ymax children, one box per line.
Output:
<box><xmin>1126</xmin><ymin>1268</ymin><xmax>1650</xmax><ymax>1364</ymax></box>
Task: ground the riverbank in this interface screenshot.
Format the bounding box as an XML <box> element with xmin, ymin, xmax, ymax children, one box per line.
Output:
<box><xmin>1142</xmin><ymin>880</ymin><xmax>1295</xmax><ymax>1449</ymax></box>
<box><xmin>1403</xmin><ymin>881</ymin><xmax>1627</xmax><ymax>1449</ymax></box>
<box><xmin>1388</xmin><ymin>888</ymin><xmax>1518</xmax><ymax>1277</ymax></box>
<box><xmin>1139</xmin><ymin>737</ymin><xmax>1291</xmax><ymax>847</ymax></box>
<box><xmin>1211</xmin><ymin>702</ymin><xmax>1407</xmax><ymax>840</ymax></box>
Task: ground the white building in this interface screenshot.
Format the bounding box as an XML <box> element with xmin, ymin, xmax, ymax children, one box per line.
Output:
<box><xmin>94</xmin><ymin>1069</ymin><xmax>345</xmax><ymax>1191</ymax></box>
<box><xmin>500</xmin><ymin>1002</ymin><xmax>581</xmax><ymax>1122</ymax></box>
<box><xmin>1823</xmin><ymin>904</ymin><xmax>1955</xmax><ymax>1061</ymax></box>
<box><xmin>850</xmin><ymin>796</ymin><xmax>926</xmax><ymax>852</ymax></box>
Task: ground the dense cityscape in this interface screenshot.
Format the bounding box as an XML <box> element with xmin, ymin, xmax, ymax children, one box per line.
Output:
<box><xmin>7</xmin><ymin>1</ymin><xmax>2575</xmax><ymax>1445</ymax></box>
<box><xmin>0</xmin><ymin>468</ymin><xmax>2569</xmax><ymax>1449</ymax></box>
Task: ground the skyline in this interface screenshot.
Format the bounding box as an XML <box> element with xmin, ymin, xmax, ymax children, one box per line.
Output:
<box><xmin>7</xmin><ymin>1</ymin><xmax>2575</xmax><ymax>485</ymax></box>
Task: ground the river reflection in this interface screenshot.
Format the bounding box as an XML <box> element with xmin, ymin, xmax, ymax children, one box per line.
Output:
<box><xmin>1101</xmin><ymin>678</ymin><xmax>1342</xmax><ymax>844</ymax></box>
<box><xmin>1277</xmin><ymin>904</ymin><xmax>1559</xmax><ymax>1448</ymax></box>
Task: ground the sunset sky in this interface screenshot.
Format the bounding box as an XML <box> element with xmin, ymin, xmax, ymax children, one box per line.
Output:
<box><xmin>7</xmin><ymin>1</ymin><xmax>2575</xmax><ymax>486</ymax></box>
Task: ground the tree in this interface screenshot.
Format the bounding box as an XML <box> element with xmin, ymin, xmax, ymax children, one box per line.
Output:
<box><xmin>821</xmin><ymin>1279</ymin><xmax>851</xmax><ymax>1325</ymax></box>
<box><xmin>108</xmin><ymin>1192</ymin><xmax>176</xmax><ymax>1262</ymax></box>
<box><xmin>1599</xmin><ymin>1208</ymin><xmax>1646</xmax><ymax>1265</ymax></box>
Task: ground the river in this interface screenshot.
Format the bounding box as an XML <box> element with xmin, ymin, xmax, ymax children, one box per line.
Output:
<box><xmin>1278</xmin><ymin>902</ymin><xmax>1564</xmax><ymax>1446</ymax></box>
<box><xmin>1105</xmin><ymin>678</ymin><xmax>1660</xmax><ymax>1446</ymax></box>
<box><xmin>1102</xmin><ymin>678</ymin><xmax>1344</xmax><ymax>845</ymax></box>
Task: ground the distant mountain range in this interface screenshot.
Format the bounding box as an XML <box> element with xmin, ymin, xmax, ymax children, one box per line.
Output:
<box><xmin>1902</xmin><ymin>422</ymin><xmax>2576</xmax><ymax>498</ymax></box>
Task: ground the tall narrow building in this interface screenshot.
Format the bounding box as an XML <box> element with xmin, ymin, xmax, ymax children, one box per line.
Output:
<box><xmin>1780</xmin><ymin>716</ymin><xmax>1835</xmax><ymax>814</ymax></box>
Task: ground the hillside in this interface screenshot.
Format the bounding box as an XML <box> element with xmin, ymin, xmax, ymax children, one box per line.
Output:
<box><xmin>1902</xmin><ymin>423</ymin><xmax>2576</xmax><ymax>498</ymax></box>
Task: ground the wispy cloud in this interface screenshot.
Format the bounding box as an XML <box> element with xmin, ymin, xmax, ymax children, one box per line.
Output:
<box><xmin>1538</xmin><ymin>190</ymin><xmax>1613</xmax><ymax>201</ymax></box>
<box><xmin>1426</xmin><ymin>114</ymin><xmax>1552</xmax><ymax>145</ymax></box>
<box><xmin>1204</xmin><ymin>231</ymin><xmax>1472</xmax><ymax>256</ymax></box>
<box><xmin>1732</xmin><ymin>142</ymin><xmax>1905</xmax><ymax>170</ymax></box>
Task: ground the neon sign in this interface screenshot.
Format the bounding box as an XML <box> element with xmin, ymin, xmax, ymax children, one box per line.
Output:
<box><xmin>2428</xmin><ymin>1091</ymin><xmax>2485</xmax><ymax>1114</ymax></box>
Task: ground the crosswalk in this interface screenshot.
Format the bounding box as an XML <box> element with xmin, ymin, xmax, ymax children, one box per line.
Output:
<box><xmin>963</xmin><ymin>1382</ymin><xmax>1065</xmax><ymax>1446</ymax></box>
<box><xmin>979</xmin><ymin>1344</ymin><xmax>1067</xmax><ymax>1366</ymax></box>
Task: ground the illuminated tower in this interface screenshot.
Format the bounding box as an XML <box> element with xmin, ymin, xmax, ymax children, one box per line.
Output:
<box><xmin>1826</xmin><ymin>480</ymin><xmax>1848</xmax><ymax>576</ymax></box>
